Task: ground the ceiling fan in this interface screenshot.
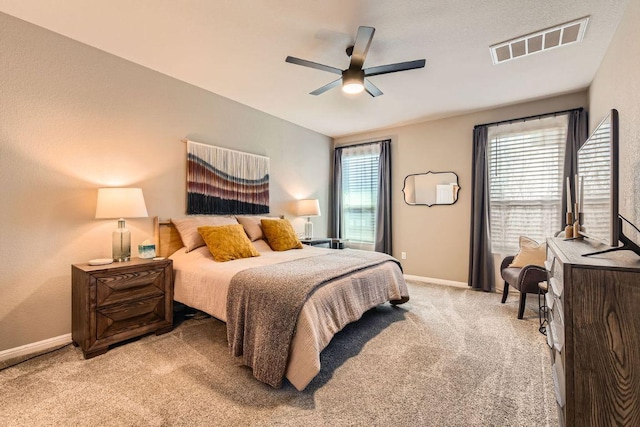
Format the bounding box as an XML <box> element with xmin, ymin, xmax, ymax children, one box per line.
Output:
<box><xmin>286</xmin><ymin>26</ymin><xmax>426</xmax><ymax>97</ymax></box>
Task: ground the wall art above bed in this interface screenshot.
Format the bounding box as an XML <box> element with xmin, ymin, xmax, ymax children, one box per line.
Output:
<box><xmin>186</xmin><ymin>140</ymin><xmax>270</xmax><ymax>214</ymax></box>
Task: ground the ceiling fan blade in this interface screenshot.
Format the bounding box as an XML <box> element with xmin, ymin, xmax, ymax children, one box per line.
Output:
<box><xmin>364</xmin><ymin>59</ymin><xmax>426</xmax><ymax>77</ymax></box>
<box><xmin>349</xmin><ymin>26</ymin><xmax>375</xmax><ymax>70</ymax></box>
<box><xmin>285</xmin><ymin>56</ymin><xmax>343</xmax><ymax>75</ymax></box>
<box><xmin>310</xmin><ymin>78</ymin><xmax>342</xmax><ymax>95</ymax></box>
<box><xmin>364</xmin><ymin>79</ymin><xmax>383</xmax><ymax>97</ymax></box>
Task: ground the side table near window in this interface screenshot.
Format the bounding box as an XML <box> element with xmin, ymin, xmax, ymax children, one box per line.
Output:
<box><xmin>537</xmin><ymin>281</ymin><xmax>548</xmax><ymax>335</ymax></box>
<box><xmin>300</xmin><ymin>238</ymin><xmax>331</xmax><ymax>248</ymax></box>
<box><xmin>72</xmin><ymin>258</ymin><xmax>173</xmax><ymax>359</ymax></box>
<box><xmin>300</xmin><ymin>238</ymin><xmax>346</xmax><ymax>249</ymax></box>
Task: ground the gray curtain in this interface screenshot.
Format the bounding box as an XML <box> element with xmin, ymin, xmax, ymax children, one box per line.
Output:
<box><xmin>561</xmin><ymin>109</ymin><xmax>588</xmax><ymax>228</ymax></box>
<box><xmin>468</xmin><ymin>125</ymin><xmax>494</xmax><ymax>291</ymax></box>
<box><xmin>375</xmin><ymin>140</ymin><xmax>392</xmax><ymax>254</ymax></box>
<box><xmin>330</xmin><ymin>148</ymin><xmax>343</xmax><ymax>239</ymax></box>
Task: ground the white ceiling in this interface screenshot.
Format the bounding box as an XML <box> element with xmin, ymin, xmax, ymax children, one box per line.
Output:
<box><xmin>0</xmin><ymin>0</ymin><xmax>629</xmax><ymax>138</ymax></box>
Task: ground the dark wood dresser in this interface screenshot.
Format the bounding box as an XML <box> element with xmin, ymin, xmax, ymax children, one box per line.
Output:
<box><xmin>72</xmin><ymin>258</ymin><xmax>173</xmax><ymax>359</ymax></box>
<box><xmin>545</xmin><ymin>238</ymin><xmax>640</xmax><ymax>426</ymax></box>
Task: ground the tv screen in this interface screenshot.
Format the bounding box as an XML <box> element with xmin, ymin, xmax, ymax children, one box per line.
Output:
<box><xmin>577</xmin><ymin>109</ymin><xmax>619</xmax><ymax>247</ymax></box>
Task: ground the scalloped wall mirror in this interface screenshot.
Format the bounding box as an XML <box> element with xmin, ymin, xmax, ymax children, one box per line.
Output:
<box><xmin>403</xmin><ymin>171</ymin><xmax>460</xmax><ymax>207</ymax></box>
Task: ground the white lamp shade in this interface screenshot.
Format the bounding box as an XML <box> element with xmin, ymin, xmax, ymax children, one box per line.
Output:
<box><xmin>95</xmin><ymin>188</ymin><xmax>148</xmax><ymax>219</ymax></box>
<box><xmin>296</xmin><ymin>199</ymin><xmax>321</xmax><ymax>217</ymax></box>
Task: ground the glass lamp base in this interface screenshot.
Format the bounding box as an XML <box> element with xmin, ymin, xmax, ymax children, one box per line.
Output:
<box><xmin>304</xmin><ymin>219</ymin><xmax>314</xmax><ymax>239</ymax></box>
<box><xmin>112</xmin><ymin>219</ymin><xmax>131</xmax><ymax>262</ymax></box>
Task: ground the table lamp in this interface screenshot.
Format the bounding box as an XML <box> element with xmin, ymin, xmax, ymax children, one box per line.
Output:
<box><xmin>296</xmin><ymin>199</ymin><xmax>321</xmax><ymax>239</ymax></box>
<box><xmin>95</xmin><ymin>188</ymin><xmax>148</xmax><ymax>262</ymax></box>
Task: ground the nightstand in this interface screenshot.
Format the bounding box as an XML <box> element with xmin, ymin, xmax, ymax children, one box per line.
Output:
<box><xmin>72</xmin><ymin>258</ymin><xmax>173</xmax><ymax>359</ymax></box>
<box><xmin>300</xmin><ymin>238</ymin><xmax>332</xmax><ymax>248</ymax></box>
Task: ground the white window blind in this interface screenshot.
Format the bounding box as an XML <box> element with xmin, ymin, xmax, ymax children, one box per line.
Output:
<box><xmin>341</xmin><ymin>143</ymin><xmax>380</xmax><ymax>249</ymax></box>
<box><xmin>488</xmin><ymin>115</ymin><xmax>568</xmax><ymax>254</ymax></box>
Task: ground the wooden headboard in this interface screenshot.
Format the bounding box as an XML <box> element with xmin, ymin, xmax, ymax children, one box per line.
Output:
<box><xmin>153</xmin><ymin>217</ymin><xmax>184</xmax><ymax>258</ymax></box>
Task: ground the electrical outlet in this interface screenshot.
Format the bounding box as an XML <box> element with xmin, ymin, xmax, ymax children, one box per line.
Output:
<box><xmin>401</xmin><ymin>252</ymin><xmax>407</xmax><ymax>260</ymax></box>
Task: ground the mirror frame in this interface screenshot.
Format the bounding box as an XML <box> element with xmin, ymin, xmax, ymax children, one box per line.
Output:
<box><xmin>402</xmin><ymin>171</ymin><xmax>460</xmax><ymax>207</ymax></box>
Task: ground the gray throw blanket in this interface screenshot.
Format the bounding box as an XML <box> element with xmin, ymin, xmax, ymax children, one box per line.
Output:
<box><xmin>226</xmin><ymin>249</ymin><xmax>406</xmax><ymax>388</ymax></box>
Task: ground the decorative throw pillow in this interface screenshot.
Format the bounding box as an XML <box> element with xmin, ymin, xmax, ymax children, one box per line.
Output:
<box><xmin>171</xmin><ymin>216</ymin><xmax>238</xmax><ymax>252</ymax></box>
<box><xmin>509</xmin><ymin>236</ymin><xmax>546</xmax><ymax>268</ymax></box>
<box><xmin>260</xmin><ymin>219</ymin><xmax>303</xmax><ymax>251</ymax></box>
<box><xmin>197</xmin><ymin>224</ymin><xmax>260</xmax><ymax>262</ymax></box>
<box><xmin>235</xmin><ymin>215</ymin><xmax>271</xmax><ymax>241</ymax></box>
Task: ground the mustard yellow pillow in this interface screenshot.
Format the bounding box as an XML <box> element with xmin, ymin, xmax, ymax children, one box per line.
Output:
<box><xmin>197</xmin><ymin>224</ymin><xmax>260</xmax><ymax>262</ymax></box>
<box><xmin>509</xmin><ymin>236</ymin><xmax>546</xmax><ymax>268</ymax></box>
<box><xmin>260</xmin><ymin>219</ymin><xmax>303</xmax><ymax>251</ymax></box>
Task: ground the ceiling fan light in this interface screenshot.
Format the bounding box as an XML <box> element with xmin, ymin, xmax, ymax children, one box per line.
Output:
<box><xmin>343</xmin><ymin>81</ymin><xmax>364</xmax><ymax>94</ymax></box>
<box><xmin>342</xmin><ymin>68</ymin><xmax>365</xmax><ymax>94</ymax></box>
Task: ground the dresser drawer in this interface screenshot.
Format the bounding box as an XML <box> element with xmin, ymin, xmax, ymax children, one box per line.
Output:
<box><xmin>545</xmin><ymin>250</ymin><xmax>563</xmax><ymax>285</ymax></box>
<box><xmin>552</xmin><ymin>350</ymin><xmax>566</xmax><ymax>407</ymax></box>
<box><xmin>547</xmin><ymin>298</ymin><xmax>565</xmax><ymax>352</ymax></box>
<box><xmin>94</xmin><ymin>268</ymin><xmax>165</xmax><ymax>307</ymax></box>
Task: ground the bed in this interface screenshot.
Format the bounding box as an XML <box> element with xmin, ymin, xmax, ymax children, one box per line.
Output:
<box><xmin>153</xmin><ymin>216</ymin><xmax>409</xmax><ymax>390</ymax></box>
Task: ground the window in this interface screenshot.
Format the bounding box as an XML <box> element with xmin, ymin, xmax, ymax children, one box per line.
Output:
<box><xmin>488</xmin><ymin>115</ymin><xmax>568</xmax><ymax>254</ymax></box>
<box><xmin>340</xmin><ymin>143</ymin><xmax>381</xmax><ymax>249</ymax></box>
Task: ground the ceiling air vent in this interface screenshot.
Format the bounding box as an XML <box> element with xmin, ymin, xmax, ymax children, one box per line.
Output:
<box><xmin>490</xmin><ymin>16</ymin><xmax>589</xmax><ymax>65</ymax></box>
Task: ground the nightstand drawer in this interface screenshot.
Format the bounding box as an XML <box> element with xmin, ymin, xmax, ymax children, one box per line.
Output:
<box><xmin>96</xmin><ymin>295</ymin><xmax>165</xmax><ymax>339</ymax></box>
<box><xmin>95</xmin><ymin>268</ymin><xmax>165</xmax><ymax>307</ymax></box>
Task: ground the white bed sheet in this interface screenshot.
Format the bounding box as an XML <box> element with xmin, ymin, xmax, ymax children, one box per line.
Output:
<box><xmin>171</xmin><ymin>240</ymin><xmax>328</xmax><ymax>322</ymax></box>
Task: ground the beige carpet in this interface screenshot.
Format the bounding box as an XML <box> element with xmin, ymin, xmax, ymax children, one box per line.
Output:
<box><xmin>0</xmin><ymin>281</ymin><xmax>558</xmax><ymax>426</ymax></box>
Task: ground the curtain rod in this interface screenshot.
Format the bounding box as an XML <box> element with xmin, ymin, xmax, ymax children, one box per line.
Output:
<box><xmin>473</xmin><ymin>107</ymin><xmax>583</xmax><ymax>129</ymax></box>
<box><xmin>334</xmin><ymin>138</ymin><xmax>391</xmax><ymax>150</ymax></box>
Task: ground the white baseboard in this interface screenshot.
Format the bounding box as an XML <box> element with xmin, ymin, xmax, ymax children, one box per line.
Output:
<box><xmin>0</xmin><ymin>334</ymin><xmax>72</xmax><ymax>363</ymax></box>
<box><xmin>404</xmin><ymin>275</ymin><xmax>468</xmax><ymax>289</ymax></box>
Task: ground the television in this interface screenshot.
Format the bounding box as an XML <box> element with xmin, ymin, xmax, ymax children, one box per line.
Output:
<box><xmin>577</xmin><ymin>109</ymin><xmax>640</xmax><ymax>257</ymax></box>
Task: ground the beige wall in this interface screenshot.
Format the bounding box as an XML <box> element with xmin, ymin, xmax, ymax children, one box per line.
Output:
<box><xmin>589</xmin><ymin>0</ymin><xmax>640</xmax><ymax>237</ymax></box>
<box><xmin>0</xmin><ymin>13</ymin><xmax>332</xmax><ymax>352</ymax></box>
<box><xmin>335</xmin><ymin>91</ymin><xmax>588</xmax><ymax>283</ymax></box>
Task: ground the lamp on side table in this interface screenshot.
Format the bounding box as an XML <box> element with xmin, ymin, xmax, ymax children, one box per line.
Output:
<box><xmin>95</xmin><ymin>187</ymin><xmax>148</xmax><ymax>262</ymax></box>
<box><xmin>296</xmin><ymin>198</ymin><xmax>320</xmax><ymax>239</ymax></box>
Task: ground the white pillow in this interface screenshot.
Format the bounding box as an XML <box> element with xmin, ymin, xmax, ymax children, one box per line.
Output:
<box><xmin>509</xmin><ymin>236</ymin><xmax>546</xmax><ymax>268</ymax></box>
<box><xmin>171</xmin><ymin>216</ymin><xmax>238</xmax><ymax>252</ymax></box>
<box><xmin>235</xmin><ymin>215</ymin><xmax>275</xmax><ymax>241</ymax></box>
